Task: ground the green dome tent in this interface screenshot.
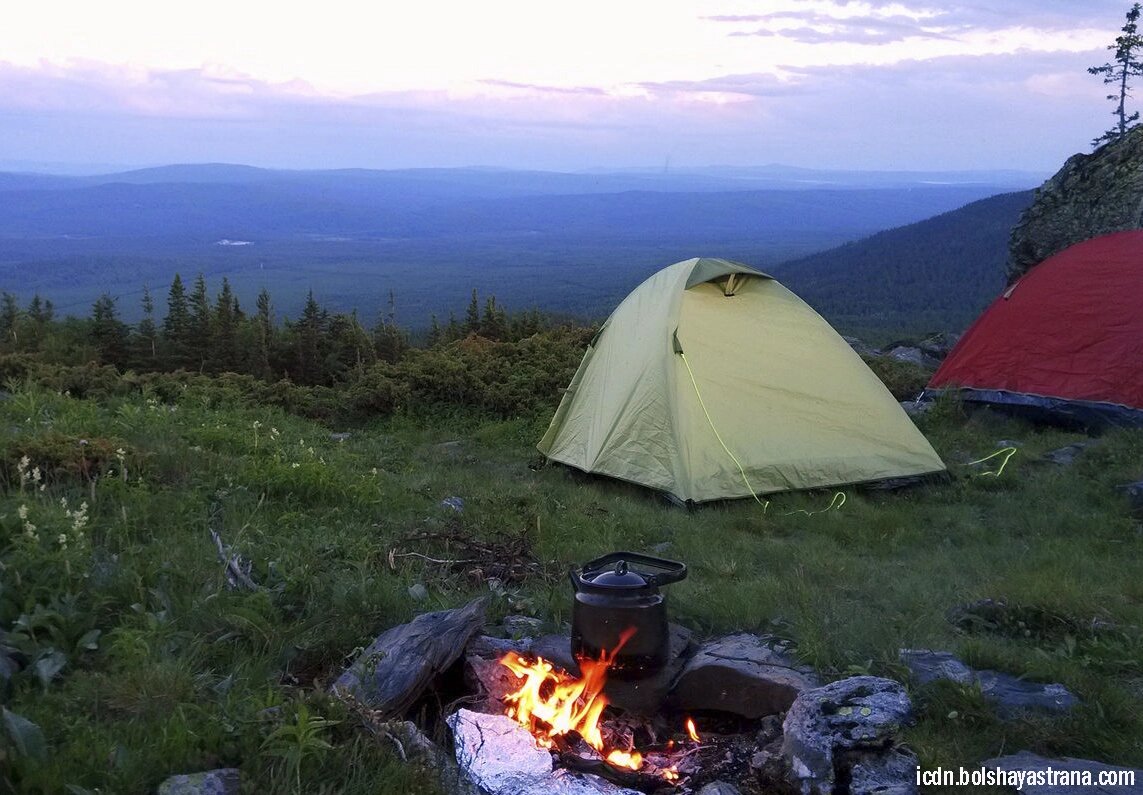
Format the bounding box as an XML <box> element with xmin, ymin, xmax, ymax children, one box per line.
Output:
<box><xmin>537</xmin><ymin>257</ymin><xmax>945</xmax><ymax>503</ymax></box>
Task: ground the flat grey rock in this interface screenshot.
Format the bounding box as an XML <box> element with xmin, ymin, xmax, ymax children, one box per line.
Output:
<box><xmin>975</xmin><ymin>670</ymin><xmax>1079</xmax><ymax>716</ymax></box>
<box><xmin>673</xmin><ymin>633</ymin><xmax>819</xmax><ymax>719</ymax></box>
<box><xmin>332</xmin><ymin>598</ymin><xmax>487</xmax><ymax>717</ymax></box>
<box><xmin>982</xmin><ymin>751</ymin><xmax>1143</xmax><ymax>794</ymax></box>
<box><xmin>899</xmin><ymin>649</ymin><xmax>1078</xmax><ymax>716</ymax></box>
<box><xmin>157</xmin><ymin>768</ymin><xmax>240</xmax><ymax>795</ymax></box>
<box><xmin>1042</xmin><ymin>442</ymin><xmax>1096</xmax><ymax>466</ymax></box>
<box><xmin>698</xmin><ymin>782</ymin><xmax>742</xmax><ymax>795</ymax></box>
<box><xmin>782</xmin><ymin>676</ymin><xmax>913</xmax><ymax>795</ymax></box>
<box><xmin>844</xmin><ymin>746</ymin><xmax>919</xmax><ymax>795</ymax></box>
<box><xmin>446</xmin><ymin>709</ymin><xmax>641</xmax><ymax>795</ymax></box>
<box><xmin>898</xmin><ymin>649</ymin><xmax>975</xmax><ymax>686</ymax></box>
<box><xmin>1118</xmin><ymin>481</ymin><xmax>1143</xmax><ymax>517</ymax></box>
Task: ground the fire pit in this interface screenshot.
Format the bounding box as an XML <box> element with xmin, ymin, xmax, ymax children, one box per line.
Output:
<box><xmin>332</xmin><ymin>597</ymin><xmax>921</xmax><ymax>795</ymax></box>
<box><xmin>499</xmin><ymin>629</ymin><xmax>696</xmax><ymax>784</ymax></box>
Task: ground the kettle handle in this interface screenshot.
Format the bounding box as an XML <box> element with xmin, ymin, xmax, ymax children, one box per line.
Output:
<box><xmin>577</xmin><ymin>551</ymin><xmax>687</xmax><ymax>587</ymax></box>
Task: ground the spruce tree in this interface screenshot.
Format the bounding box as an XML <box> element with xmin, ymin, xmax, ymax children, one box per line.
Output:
<box><xmin>90</xmin><ymin>294</ymin><xmax>129</xmax><ymax>367</ymax></box>
<box><xmin>131</xmin><ymin>286</ymin><xmax>158</xmax><ymax>368</ymax></box>
<box><xmin>212</xmin><ymin>278</ymin><xmax>238</xmax><ymax>373</ymax></box>
<box><xmin>464</xmin><ymin>289</ymin><xmax>480</xmax><ymax>334</ymax></box>
<box><xmin>480</xmin><ymin>294</ymin><xmax>507</xmax><ymax>340</ymax></box>
<box><xmin>1090</xmin><ymin>3</ymin><xmax>1143</xmax><ymax>145</ymax></box>
<box><xmin>189</xmin><ymin>274</ymin><xmax>212</xmax><ymax>370</ymax></box>
<box><xmin>162</xmin><ymin>274</ymin><xmax>192</xmax><ymax>368</ymax></box>
<box><xmin>25</xmin><ymin>295</ymin><xmax>51</xmax><ymax>349</ymax></box>
<box><xmin>0</xmin><ymin>293</ymin><xmax>20</xmax><ymax>349</ymax></box>
<box><xmin>251</xmin><ymin>288</ymin><xmax>275</xmax><ymax>379</ymax></box>
<box><xmin>293</xmin><ymin>290</ymin><xmax>327</xmax><ymax>384</ymax></box>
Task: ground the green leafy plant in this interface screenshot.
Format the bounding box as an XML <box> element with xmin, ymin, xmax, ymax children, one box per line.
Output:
<box><xmin>260</xmin><ymin>703</ymin><xmax>340</xmax><ymax>793</ymax></box>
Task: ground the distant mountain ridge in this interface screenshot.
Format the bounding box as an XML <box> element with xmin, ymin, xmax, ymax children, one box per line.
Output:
<box><xmin>773</xmin><ymin>190</ymin><xmax>1034</xmax><ymax>340</ymax></box>
<box><xmin>0</xmin><ymin>163</ymin><xmax>1032</xmax><ymax>328</ymax></box>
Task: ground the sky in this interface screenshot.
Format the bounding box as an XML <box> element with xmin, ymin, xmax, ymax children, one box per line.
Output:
<box><xmin>0</xmin><ymin>1</ymin><xmax>1134</xmax><ymax>174</ymax></box>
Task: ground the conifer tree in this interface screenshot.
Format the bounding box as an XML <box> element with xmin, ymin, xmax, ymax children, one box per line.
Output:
<box><xmin>162</xmin><ymin>274</ymin><xmax>192</xmax><ymax>368</ymax></box>
<box><xmin>24</xmin><ymin>295</ymin><xmax>52</xmax><ymax>349</ymax></box>
<box><xmin>251</xmin><ymin>287</ymin><xmax>275</xmax><ymax>379</ymax></box>
<box><xmin>373</xmin><ymin>290</ymin><xmax>407</xmax><ymax>363</ymax></box>
<box><xmin>293</xmin><ymin>290</ymin><xmax>327</xmax><ymax>384</ymax></box>
<box><xmin>464</xmin><ymin>289</ymin><xmax>480</xmax><ymax>334</ymax></box>
<box><xmin>212</xmin><ymin>278</ymin><xmax>239</xmax><ymax>373</ymax></box>
<box><xmin>0</xmin><ymin>292</ymin><xmax>20</xmax><ymax>349</ymax></box>
<box><xmin>480</xmin><ymin>294</ymin><xmax>507</xmax><ymax>340</ymax></box>
<box><xmin>90</xmin><ymin>293</ymin><xmax>129</xmax><ymax>367</ymax></box>
<box><xmin>1090</xmin><ymin>3</ymin><xmax>1143</xmax><ymax>145</ymax></box>
<box><xmin>445</xmin><ymin>311</ymin><xmax>461</xmax><ymax>343</ymax></box>
<box><xmin>189</xmin><ymin>274</ymin><xmax>212</xmax><ymax>369</ymax></box>
<box><xmin>131</xmin><ymin>286</ymin><xmax>158</xmax><ymax>368</ymax></box>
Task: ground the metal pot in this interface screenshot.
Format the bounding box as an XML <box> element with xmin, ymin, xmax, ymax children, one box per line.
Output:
<box><xmin>570</xmin><ymin>551</ymin><xmax>687</xmax><ymax>679</ymax></box>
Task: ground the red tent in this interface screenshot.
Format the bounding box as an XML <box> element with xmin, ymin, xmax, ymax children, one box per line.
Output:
<box><xmin>926</xmin><ymin>230</ymin><xmax>1143</xmax><ymax>426</ymax></box>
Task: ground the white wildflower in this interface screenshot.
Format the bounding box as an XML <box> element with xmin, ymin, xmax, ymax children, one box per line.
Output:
<box><xmin>17</xmin><ymin>504</ymin><xmax>28</xmax><ymax>520</ymax></box>
<box><xmin>17</xmin><ymin>456</ymin><xmax>30</xmax><ymax>490</ymax></box>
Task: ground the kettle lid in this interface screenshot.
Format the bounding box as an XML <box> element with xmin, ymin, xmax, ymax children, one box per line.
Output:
<box><xmin>572</xmin><ymin>551</ymin><xmax>687</xmax><ymax>592</ymax></box>
<box><xmin>584</xmin><ymin>559</ymin><xmax>649</xmax><ymax>589</ymax></box>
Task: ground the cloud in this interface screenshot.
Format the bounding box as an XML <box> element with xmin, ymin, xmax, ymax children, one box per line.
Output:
<box><xmin>477</xmin><ymin>79</ymin><xmax>608</xmax><ymax>97</ymax></box>
<box><xmin>703</xmin><ymin>1</ymin><xmax>1119</xmax><ymax>47</ymax></box>
<box><xmin>0</xmin><ymin>43</ymin><xmax>1115</xmax><ymax>174</ymax></box>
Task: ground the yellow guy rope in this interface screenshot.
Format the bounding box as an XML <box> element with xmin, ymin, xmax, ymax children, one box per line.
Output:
<box><xmin>679</xmin><ymin>351</ymin><xmax>769</xmax><ymax>509</ymax></box>
<box><xmin>964</xmin><ymin>446</ymin><xmax>1017</xmax><ymax>478</ymax></box>
<box><xmin>679</xmin><ymin>351</ymin><xmax>845</xmax><ymax>515</ymax></box>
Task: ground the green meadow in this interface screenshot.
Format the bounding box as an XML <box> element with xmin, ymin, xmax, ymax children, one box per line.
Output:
<box><xmin>0</xmin><ymin>347</ymin><xmax>1140</xmax><ymax>793</ymax></box>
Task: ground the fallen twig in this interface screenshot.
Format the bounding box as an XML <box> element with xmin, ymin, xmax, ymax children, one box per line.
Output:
<box><xmin>210</xmin><ymin>528</ymin><xmax>260</xmax><ymax>591</ymax></box>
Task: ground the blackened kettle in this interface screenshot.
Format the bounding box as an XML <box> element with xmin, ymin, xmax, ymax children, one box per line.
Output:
<box><xmin>570</xmin><ymin>551</ymin><xmax>687</xmax><ymax>679</ymax></box>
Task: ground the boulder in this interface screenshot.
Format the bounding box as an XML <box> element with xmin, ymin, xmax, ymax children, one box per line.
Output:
<box><xmin>1041</xmin><ymin>442</ymin><xmax>1097</xmax><ymax>466</ymax></box>
<box><xmin>332</xmin><ymin>598</ymin><xmax>487</xmax><ymax>717</ymax></box>
<box><xmin>781</xmin><ymin>676</ymin><xmax>914</xmax><ymax>795</ymax></box>
<box><xmin>981</xmin><ymin>750</ymin><xmax>1143</xmax><ymax>794</ymax></box>
<box><xmin>156</xmin><ymin>769</ymin><xmax>240</xmax><ymax>795</ymax></box>
<box><xmin>975</xmin><ymin>670</ymin><xmax>1078</xmax><ymax>717</ymax></box>
<box><xmin>899</xmin><ymin>649</ymin><xmax>1078</xmax><ymax>716</ymax></box>
<box><xmin>1118</xmin><ymin>481</ymin><xmax>1143</xmax><ymax>518</ymax></box>
<box><xmin>698</xmin><ymin>783</ymin><xmax>742</xmax><ymax>795</ymax></box>
<box><xmin>445</xmin><ymin>709</ymin><xmax>641</xmax><ymax>795</ymax></box>
<box><xmin>898</xmin><ymin>649</ymin><xmax>973</xmax><ymax>686</ymax></box>
<box><xmin>1008</xmin><ymin>125</ymin><xmax>1143</xmax><ymax>281</ymax></box>
<box><xmin>672</xmin><ymin>633</ymin><xmax>819</xmax><ymax>719</ymax></box>
<box><xmin>843</xmin><ymin>746</ymin><xmax>919</xmax><ymax>795</ymax></box>
<box><xmin>886</xmin><ymin>347</ymin><xmax>929</xmax><ymax>368</ymax></box>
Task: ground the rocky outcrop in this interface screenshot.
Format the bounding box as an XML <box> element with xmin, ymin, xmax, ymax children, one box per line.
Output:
<box><xmin>781</xmin><ymin>676</ymin><xmax>915</xmax><ymax>795</ymax></box>
<box><xmin>1008</xmin><ymin>126</ymin><xmax>1143</xmax><ymax>281</ymax></box>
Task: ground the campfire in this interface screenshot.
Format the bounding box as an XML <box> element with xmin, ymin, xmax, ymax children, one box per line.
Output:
<box><xmin>498</xmin><ymin>627</ymin><xmax>697</xmax><ymax>785</ymax></box>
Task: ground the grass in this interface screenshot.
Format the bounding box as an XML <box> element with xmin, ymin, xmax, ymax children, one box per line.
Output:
<box><xmin>1</xmin><ymin>383</ymin><xmax>1141</xmax><ymax>793</ymax></box>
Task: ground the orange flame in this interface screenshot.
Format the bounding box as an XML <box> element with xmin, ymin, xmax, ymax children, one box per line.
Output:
<box><xmin>499</xmin><ymin>628</ymin><xmax>650</xmax><ymax>773</ymax></box>
<box><xmin>685</xmin><ymin>717</ymin><xmax>700</xmax><ymax>743</ymax></box>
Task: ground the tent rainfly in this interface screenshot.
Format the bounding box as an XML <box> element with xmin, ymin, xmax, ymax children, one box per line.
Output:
<box><xmin>925</xmin><ymin>230</ymin><xmax>1143</xmax><ymax>428</ymax></box>
<box><xmin>537</xmin><ymin>257</ymin><xmax>946</xmax><ymax>503</ymax></box>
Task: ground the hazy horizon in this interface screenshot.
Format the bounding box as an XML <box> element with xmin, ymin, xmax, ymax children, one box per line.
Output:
<box><xmin>2</xmin><ymin>2</ymin><xmax>1134</xmax><ymax>175</ymax></box>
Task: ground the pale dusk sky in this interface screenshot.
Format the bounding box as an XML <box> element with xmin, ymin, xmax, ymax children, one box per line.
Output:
<box><xmin>0</xmin><ymin>1</ymin><xmax>1132</xmax><ymax>173</ymax></box>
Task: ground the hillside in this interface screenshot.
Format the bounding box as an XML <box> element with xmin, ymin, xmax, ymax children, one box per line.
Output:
<box><xmin>773</xmin><ymin>190</ymin><xmax>1034</xmax><ymax>339</ymax></box>
<box><xmin>1</xmin><ymin>348</ymin><xmax>1141</xmax><ymax>792</ymax></box>
<box><xmin>0</xmin><ymin>165</ymin><xmax>1028</xmax><ymax>324</ymax></box>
